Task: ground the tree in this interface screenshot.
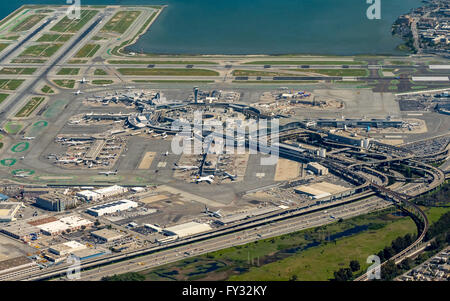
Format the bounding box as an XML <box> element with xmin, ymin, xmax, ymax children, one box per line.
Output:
<box><xmin>289</xmin><ymin>275</ymin><xmax>298</xmax><ymax>281</ymax></box>
<box><xmin>383</xmin><ymin>246</ymin><xmax>395</xmax><ymax>260</ymax></box>
<box><xmin>349</xmin><ymin>260</ymin><xmax>360</xmax><ymax>272</ymax></box>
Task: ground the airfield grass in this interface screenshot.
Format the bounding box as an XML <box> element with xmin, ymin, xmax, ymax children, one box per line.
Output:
<box><xmin>53</xmin><ymin>79</ymin><xmax>75</xmax><ymax>89</ymax></box>
<box><xmin>289</xmin><ymin>69</ymin><xmax>369</xmax><ymax>77</ymax></box>
<box><xmin>3</xmin><ymin>121</ymin><xmax>23</xmax><ymax>134</ymax></box>
<box><xmin>108</xmin><ymin>60</ymin><xmax>218</xmax><ymax>65</ymax></box>
<box><xmin>0</xmin><ymin>93</ymin><xmax>9</xmax><ymax>104</ymax></box>
<box><xmin>0</xmin><ymin>43</ymin><xmax>10</xmax><ymax>53</ymax></box>
<box><xmin>37</xmin><ymin>33</ymin><xmax>72</xmax><ymax>42</ymax></box>
<box><xmin>56</xmin><ymin>68</ymin><xmax>80</xmax><ymax>75</ymax></box>
<box><xmin>74</xmin><ymin>44</ymin><xmax>100</xmax><ymax>58</ymax></box>
<box><xmin>91</xmin><ymin>80</ymin><xmax>113</xmax><ymax>85</ymax></box>
<box><xmin>100</xmin><ymin>10</ymin><xmax>141</xmax><ymax>34</ymax></box>
<box><xmin>232</xmin><ymin>80</ymin><xmax>319</xmax><ymax>84</ymax></box>
<box><xmin>0</xmin><ymin>67</ymin><xmax>36</xmax><ymax>75</ymax></box>
<box><xmin>244</xmin><ymin>61</ymin><xmax>366</xmax><ymax>65</ymax></box>
<box><xmin>15</xmin><ymin>96</ymin><xmax>45</xmax><ymax>117</ymax></box>
<box><xmin>232</xmin><ymin>70</ymin><xmax>294</xmax><ymax>77</ymax></box>
<box><xmin>67</xmin><ymin>59</ymin><xmax>87</xmax><ymax>64</ymax></box>
<box><xmin>118</xmin><ymin>68</ymin><xmax>219</xmax><ymax>76</ymax></box>
<box><xmin>41</xmin><ymin>85</ymin><xmax>54</xmax><ymax>94</ymax></box>
<box><xmin>11</xmin><ymin>58</ymin><xmax>46</xmax><ymax>64</ymax></box>
<box><xmin>0</xmin><ymin>79</ymin><xmax>25</xmax><ymax>91</ymax></box>
<box><xmin>11</xmin><ymin>14</ymin><xmax>45</xmax><ymax>32</ymax></box>
<box><xmin>132</xmin><ymin>80</ymin><xmax>214</xmax><ymax>84</ymax></box>
<box><xmin>94</xmin><ymin>69</ymin><xmax>108</xmax><ymax>76</ymax></box>
<box><xmin>19</xmin><ymin>43</ymin><xmax>62</xmax><ymax>57</ymax></box>
<box><xmin>50</xmin><ymin>10</ymin><xmax>98</xmax><ymax>33</ymax></box>
<box><xmin>1</xmin><ymin>35</ymin><xmax>19</xmax><ymax>40</ymax></box>
<box><xmin>137</xmin><ymin>208</ymin><xmax>419</xmax><ymax>281</ymax></box>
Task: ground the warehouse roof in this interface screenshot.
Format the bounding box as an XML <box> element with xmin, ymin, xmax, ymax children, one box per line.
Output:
<box><xmin>163</xmin><ymin>221</ymin><xmax>211</xmax><ymax>238</ymax></box>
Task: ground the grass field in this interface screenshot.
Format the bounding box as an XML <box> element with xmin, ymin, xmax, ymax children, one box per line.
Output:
<box><xmin>232</xmin><ymin>80</ymin><xmax>319</xmax><ymax>84</ymax></box>
<box><xmin>1</xmin><ymin>35</ymin><xmax>19</xmax><ymax>40</ymax></box>
<box><xmin>11</xmin><ymin>14</ymin><xmax>45</xmax><ymax>32</ymax></box>
<box><xmin>0</xmin><ymin>79</ymin><xmax>25</xmax><ymax>90</ymax></box>
<box><xmin>15</xmin><ymin>96</ymin><xmax>45</xmax><ymax>117</ymax></box>
<box><xmin>56</xmin><ymin>68</ymin><xmax>80</xmax><ymax>75</ymax></box>
<box><xmin>244</xmin><ymin>61</ymin><xmax>367</xmax><ymax>65</ymax></box>
<box><xmin>289</xmin><ymin>69</ymin><xmax>369</xmax><ymax>77</ymax></box>
<box><xmin>19</xmin><ymin>43</ymin><xmax>62</xmax><ymax>57</ymax></box>
<box><xmin>67</xmin><ymin>59</ymin><xmax>87</xmax><ymax>64</ymax></box>
<box><xmin>0</xmin><ymin>93</ymin><xmax>9</xmax><ymax>104</ymax></box>
<box><xmin>11</xmin><ymin>58</ymin><xmax>46</xmax><ymax>64</ymax></box>
<box><xmin>41</xmin><ymin>85</ymin><xmax>54</xmax><ymax>94</ymax></box>
<box><xmin>74</xmin><ymin>44</ymin><xmax>100</xmax><ymax>58</ymax></box>
<box><xmin>37</xmin><ymin>33</ymin><xmax>73</xmax><ymax>42</ymax></box>
<box><xmin>3</xmin><ymin>121</ymin><xmax>23</xmax><ymax>134</ymax></box>
<box><xmin>50</xmin><ymin>10</ymin><xmax>98</xmax><ymax>33</ymax></box>
<box><xmin>132</xmin><ymin>80</ymin><xmax>215</xmax><ymax>84</ymax></box>
<box><xmin>53</xmin><ymin>79</ymin><xmax>75</xmax><ymax>89</ymax></box>
<box><xmin>0</xmin><ymin>43</ymin><xmax>10</xmax><ymax>53</ymax></box>
<box><xmin>91</xmin><ymin>80</ymin><xmax>113</xmax><ymax>85</ymax></box>
<box><xmin>0</xmin><ymin>67</ymin><xmax>36</xmax><ymax>75</ymax></box>
<box><xmin>232</xmin><ymin>70</ymin><xmax>292</xmax><ymax>77</ymax></box>
<box><xmin>118</xmin><ymin>68</ymin><xmax>219</xmax><ymax>76</ymax></box>
<box><xmin>136</xmin><ymin>208</ymin><xmax>418</xmax><ymax>281</ymax></box>
<box><xmin>100</xmin><ymin>10</ymin><xmax>141</xmax><ymax>34</ymax></box>
<box><xmin>94</xmin><ymin>69</ymin><xmax>108</xmax><ymax>75</ymax></box>
<box><xmin>108</xmin><ymin>60</ymin><xmax>218</xmax><ymax>65</ymax></box>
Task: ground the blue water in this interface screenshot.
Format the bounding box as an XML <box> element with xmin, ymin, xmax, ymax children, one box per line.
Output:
<box><xmin>1</xmin><ymin>0</ymin><xmax>422</xmax><ymax>55</ymax></box>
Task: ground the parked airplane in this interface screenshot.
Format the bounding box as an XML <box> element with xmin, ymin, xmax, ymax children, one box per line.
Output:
<box><xmin>70</xmin><ymin>119</ymin><xmax>82</xmax><ymax>124</ymax></box>
<box><xmin>98</xmin><ymin>169</ymin><xmax>118</xmax><ymax>176</ymax></box>
<box><xmin>79</xmin><ymin>77</ymin><xmax>89</xmax><ymax>83</ymax></box>
<box><xmin>14</xmin><ymin>173</ymin><xmax>31</xmax><ymax>178</ymax></box>
<box><xmin>223</xmin><ymin>172</ymin><xmax>237</xmax><ymax>181</ymax></box>
<box><xmin>162</xmin><ymin>151</ymin><xmax>169</xmax><ymax>156</ymax></box>
<box><xmin>195</xmin><ymin>175</ymin><xmax>214</xmax><ymax>184</ymax></box>
<box><xmin>57</xmin><ymin>158</ymin><xmax>82</xmax><ymax>164</ymax></box>
<box><xmin>173</xmin><ymin>163</ymin><xmax>199</xmax><ymax>171</ymax></box>
<box><xmin>22</xmin><ymin>136</ymin><xmax>35</xmax><ymax>140</ymax></box>
<box><xmin>73</xmin><ymin>90</ymin><xmax>83</xmax><ymax>95</ymax></box>
<box><xmin>202</xmin><ymin>205</ymin><xmax>222</xmax><ymax>218</ymax></box>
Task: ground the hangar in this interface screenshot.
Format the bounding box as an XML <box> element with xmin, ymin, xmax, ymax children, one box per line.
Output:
<box><xmin>163</xmin><ymin>221</ymin><xmax>212</xmax><ymax>238</ymax></box>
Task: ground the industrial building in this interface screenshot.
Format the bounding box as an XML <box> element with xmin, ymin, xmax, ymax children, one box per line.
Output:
<box><xmin>37</xmin><ymin>215</ymin><xmax>93</xmax><ymax>236</ymax></box>
<box><xmin>163</xmin><ymin>221</ymin><xmax>212</xmax><ymax>238</ymax></box>
<box><xmin>306</xmin><ymin>162</ymin><xmax>329</xmax><ymax>176</ymax></box>
<box><xmin>91</xmin><ymin>229</ymin><xmax>124</xmax><ymax>242</ymax></box>
<box><xmin>0</xmin><ymin>202</ymin><xmax>23</xmax><ymax>222</ymax></box>
<box><xmin>86</xmin><ymin>199</ymin><xmax>138</xmax><ymax>217</ymax></box>
<box><xmin>0</xmin><ymin>220</ymin><xmax>40</xmax><ymax>241</ymax></box>
<box><xmin>49</xmin><ymin>240</ymin><xmax>87</xmax><ymax>256</ymax></box>
<box><xmin>294</xmin><ymin>182</ymin><xmax>349</xmax><ymax>200</ymax></box>
<box><xmin>76</xmin><ymin>190</ymin><xmax>101</xmax><ymax>202</ymax></box>
<box><xmin>36</xmin><ymin>193</ymin><xmax>77</xmax><ymax>212</ymax></box>
<box><xmin>0</xmin><ymin>256</ymin><xmax>39</xmax><ymax>281</ymax></box>
<box><xmin>93</xmin><ymin>185</ymin><xmax>127</xmax><ymax>199</ymax></box>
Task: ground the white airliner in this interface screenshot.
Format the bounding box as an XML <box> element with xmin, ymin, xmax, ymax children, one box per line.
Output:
<box><xmin>14</xmin><ymin>173</ymin><xmax>31</xmax><ymax>178</ymax></box>
<box><xmin>98</xmin><ymin>169</ymin><xmax>118</xmax><ymax>176</ymax></box>
<box><xmin>173</xmin><ymin>163</ymin><xmax>199</xmax><ymax>171</ymax></box>
<box><xmin>195</xmin><ymin>175</ymin><xmax>214</xmax><ymax>184</ymax></box>
<box><xmin>223</xmin><ymin>172</ymin><xmax>237</xmax><ymax>181</ymax></box>
<box><xmin>162</xmin><ymin>151</ymin><xmax>169</xmax><ymax>156</ymax></box>
<box><xmin>70</xmin><ymin>119</ymin><xmax>82</xmax><ymax>124</ymax></box>
<box><xmin>79</xmin><ymin>77</ymin><xmax>89</xmax><ymax>84</ymax></box>
<box><xmin>57</xmin><ymin>158</ymin><xmax>82</xmax><ymax>164</ymax></box>
<box><xmin>202</xmin><ymin>205</ymin><xmax>222</xmax><ymax>218</ymax></box>
<box><xmin>22</xmin><ymin>136</ymin><xmax>35</xmax><ymax>140</ymax></box>
<box><xmin>73</xmin><ymin>90</ymin><xmax>83</xmax><ymax>95</ymax></box>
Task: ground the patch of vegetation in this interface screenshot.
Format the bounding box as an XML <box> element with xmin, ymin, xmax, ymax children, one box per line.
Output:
<box><xmin>100</xmin><ymin>11</ymin><xmax>141</xmax><ymax>34</ymax></box>
<box><xmin>0</xmin><ymin>43</ymin><xmax>10</xmax><ymax>53</ymax></box>
<box><xmin>53</xmin><ymin>79</ymin><xmax>75</xmax><ymax>89</ymax></box>
<box><xmin>0</xmin><ymin>79</ymin><xmax>25</xmax><ymax>91</ymax></box>
<box><xmin>0</xmin><ymin>67</ymin><xmax>36</xmax><ymax>75</ymax></box>
<box><xmin>244</xmin><ymin>61</ymin><xmax>366</xmax><ymax>65</ymax></box>
<box><xmin>10</xmin><ymin>58</ymin><xmax>46</xmax><ymax>64</ymax></box>
<box><xmin>93</xmin><ymin>69</ymin><xmax>108</xmax><ymax>75</ymax></box>
<box><xmin>91</xmin><ymin>80</ymin><xmax>113</xmax><ymax>85</ymax></box>
<box><xmin>132</xmin><ymin>80</ymin><xmax>214</xmax><ymax>84</ymax></box>
<box><xmin>102</xmin><ymin>272</ymin><xmax>145</xmax><ymax>281</ymax></box>
<box><xmin>19</xmin><ymin>43</ymin><xmax>63</xmax><ymax>57</ymax></box>
<box><xmin>56</xmin><ymin>68</ymin><xmax>79</xmax><ymax>75</ymax></box>
<box><xmin>11</xmin><ymin>14</ymin><xmax>45</xmax><ymax>32</ymax></box>
<box><xmin>118</xmin><ymin>68</ymin><xmax>219</xmax><ymax>76</ymax></box>
<box><xmin>50</xmin><ymin>10</ymin><xmax>98</xmax><ymax>33</ymax></box>
<box><xmin>37</xmin><ymin>33</ymin><xmax>72</xmax><ymax>42</ymax></box>
<box><xmin>67</xmin><ymin>59</ymin><xmax>87</xmax><ymax>64</ymax></box>
<box><xmin>232</xmin><ymin>70</ymin><xmax>291</xmax><ymax>77</ymax></box>
<box><xmin>0</xmin><ymin>93</ymin><xmax>9</xmax><ymax>104</ymax></box>
<box><xmin>290</xmin><ymin>68</ymin><xmax>368</xmax><ymax>77</ymax></box>
<box><xmin>74</xmin><ymin>44</ymin><xmax>100</xmax><ymax>58</ymax></box>
<box><xmin>108</xmin><ymin>60</ymin><xmax>218</xmax><ymax>65</ymax></box>
<box><xmin>232</xmin><ymin>80</ymin><xmax>319</xmax><ymax>84</ymax></box>
<box><xmin>41</xmin><ymin>85</ymin><xmax>54</xmax><ymax>94</ymax></box>
<box><xmin>15</xmin><ymin>96</ymin><xmax>45</xmax><ymax>117</ymax></box>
